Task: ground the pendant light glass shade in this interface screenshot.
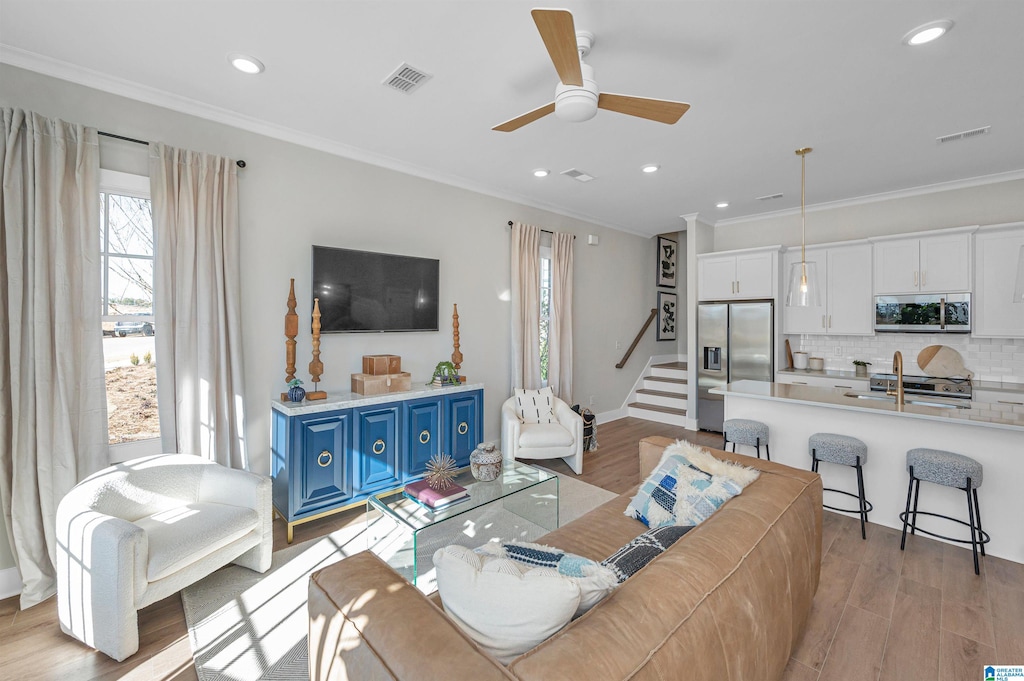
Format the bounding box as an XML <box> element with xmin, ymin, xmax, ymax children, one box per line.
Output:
<box><xmin>1013</xmin><ymin>244</ymin><xmax>1024</xmax><ymax>304</ymax></box>
<box><xmin>786</xmin><ymin>147</ymin><xmax>820</xmax><ymax>307</ymax></box>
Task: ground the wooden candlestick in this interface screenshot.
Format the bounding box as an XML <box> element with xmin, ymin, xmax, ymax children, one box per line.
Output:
<box><xmin>451</xmin><ymin>303</ymin><xmax>463</xmax><ymax>370</ymax></box>
<box><xmin>284</xmin><ymin>279</ymin><xmax>298</xmax><ymax>382</ymax></box>
<box><xmin>306</xmin><ymin>297</ymin><xmax>327</xmax><ymax>400</ymax></box>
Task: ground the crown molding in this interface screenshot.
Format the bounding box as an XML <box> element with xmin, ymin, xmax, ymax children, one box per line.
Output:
<box><xmin>713</xmin><ymin>168</ymin><xmax>1024</xmax><ymax>228</ymax></box>
<box><xmin>0</xmin><ymin>45</ymin><xmax>651</xmax><ymax>238</ymax></box>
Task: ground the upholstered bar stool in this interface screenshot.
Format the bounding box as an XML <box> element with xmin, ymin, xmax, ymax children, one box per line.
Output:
<box><xmin>722</xmin><ymin>418</ymin><xmax>770</xmax><ymax>461</ymax></box>
<box><xmin>809</xmin><ymin>433</ymin><xmax>872</xmax><ymax>540</ymax></box>
<box><xmin>901</xmin><ymin>448</ymin><xmax>990</xmax><ymax>575</ymax></box>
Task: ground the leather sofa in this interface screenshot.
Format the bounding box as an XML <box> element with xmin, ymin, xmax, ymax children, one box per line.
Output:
<box><xmin>308</xmin><ymin>436</ymin><xmax>822</xmax><ymax>681</ymax></box>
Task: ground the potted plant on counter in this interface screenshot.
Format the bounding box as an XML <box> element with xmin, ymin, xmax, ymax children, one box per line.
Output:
<box><xmin>852</xmin><ymin>360</ymin><xmax>872</xmax><ymax>378</ymax></box>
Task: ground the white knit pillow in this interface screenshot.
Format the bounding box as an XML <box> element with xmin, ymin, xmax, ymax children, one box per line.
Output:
<box><xmin>434</xmin><ymin>544</ymin><xmax>580</xmax><ymax>664</ymax></box>
<box><xmin>513</xmin><ymin>387</ymin><xmax>557</xmax><ymax>424</ymax></box>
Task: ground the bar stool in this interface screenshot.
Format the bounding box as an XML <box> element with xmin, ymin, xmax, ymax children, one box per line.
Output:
<box><xmin>900</xmin><ymin>448</ymin><xmax>990</xmax><ymax>575</ymax></box>
<box><xmin>809</xmin><ymin>433</ymin><xmax>872</xmax><ymax>540</ymax></box>
<box><xmin>722</xmin><ymin>419</ymin><xmax>770</xmax><ymax>461</ymax></box>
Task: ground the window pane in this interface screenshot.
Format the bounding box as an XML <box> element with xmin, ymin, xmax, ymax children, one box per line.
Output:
<box><xmin>106</xmin><ymin>257</ymin><xmax>153</xmax><ymax>315</ymax></box>
<box><xmin>107</xmin><ymin>194</ymin><xmax>153</xmax><ymax>256</ymax></box>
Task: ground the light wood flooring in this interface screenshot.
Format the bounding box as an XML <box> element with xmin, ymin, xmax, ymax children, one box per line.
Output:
<box><xmin>1</xmin><ymin>417</ymin><xmax>1020</xmax><ymax>680</ymax></box>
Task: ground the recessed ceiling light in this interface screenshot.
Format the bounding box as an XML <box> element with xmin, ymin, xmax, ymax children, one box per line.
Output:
<box><xmin>228</xmin><ymin>53</ymin><xmax>265</xmax><ymax>74</ymax></box>
<box><xmin>902</xmin><ymin>19</ymin><xmax>954</xmax><ymax>46</ymax></box>
<box><xmin>533</xmin><ymin>168</ymin><xmax>550</xmax><ymax>178</ymax></box>
<box><xmin>641</xmin><ymin>164</ymin><xmax>660</xmax><ymax>173</ymax></box>
<box><xmin>716</xmin><ymin>202</ymin><xmax>729</xmax><ymax>209</ymax></box>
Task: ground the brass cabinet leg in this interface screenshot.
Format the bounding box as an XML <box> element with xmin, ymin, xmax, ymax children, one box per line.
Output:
<box><xmin>288</xmin><ymin>523</ymin><xmax>294</xmax><ymax>544</ymax></box>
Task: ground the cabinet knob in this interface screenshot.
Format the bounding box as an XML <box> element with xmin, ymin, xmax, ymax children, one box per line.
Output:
<box><xmin>419</xmin><ymin>429</ymin><xmax>431</xmax><ymax>444</ymax></box>
<box><xmin>317</xmin><ymin>450</ymin><xmax>333</xmax><ymax>467</ymax></box>
<box><xmin>372</xmin><ymin>439</ymin><xmax>386</xmax><ymax>455</ymax></box>
<box><xmin>457</xmin><ymin>422</ymin><xmax>469</xmax><ymax>435</ymax></box>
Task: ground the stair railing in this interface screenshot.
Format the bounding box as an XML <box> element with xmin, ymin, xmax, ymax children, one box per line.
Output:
<box><xmin>615</xmin><ymin>308</ymin><xmax>658</xmax><ymax>369</ymax></box>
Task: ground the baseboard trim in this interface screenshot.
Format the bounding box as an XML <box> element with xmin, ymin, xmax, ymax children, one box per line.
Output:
<box><xmin>595</xmin><ymin>407</ymin><xmax>626</xmax><ymax>424</ymax></box>
<box><xmin>0</xmin><ymin>566</ymin><xmax>21</xmax><ymax>600</ymax></box>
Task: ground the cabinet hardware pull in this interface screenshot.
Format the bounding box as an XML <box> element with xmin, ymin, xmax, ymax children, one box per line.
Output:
<box><xmin>419</xmin><ymin>429</ymin><xmax>431</xmax><ymax>444</ymax></box>
<box><xmin>736</xmin><ymin>280</ymin><xmax>740</xmax><ymax>293</ymax></box>
<box><xmin>317</xmin><ymin>450</ymin><xmax>332</xmax><ymax>467</ymax></box>
<box><xmin>922</xmin><ymin>271</ymin><xmax>926</xmax><ymax>286</ymax></box>
<box><xmin>793</xmin><ymin>381</ymin><xmax>808</xmax><ymax>385</ymax></box>
<box><xmin>457</xmin><ymin>422</ymin><xmax>469</xmax><ymax>435</ymax></box>
<box><xmin>828</xmin><ymin>314</ymin><xmax>832</xmax><ymax>328</ymax></box>
<box><xmin>372</xmin><ymin>439</ymin><xmax>386</xmax><ymax>455</ymax></box>
<box><xmin>998</xmin><ymin>400</ymin><xmax>1024</xmax><ymax>406</ymax></box>
<box><xmin>822</xmin><ymin>315</ymin><xmax>826</xmax><ymax>328</ymax></box>
<box><xmin>914</xmin><ymin>271</ymin><xmax>919</xmax><ymax>287</ymax></box>
<box><xmin>835</xmin><ymin>385</ymin><xmax>852</xmax><ymax>389</ymax></box>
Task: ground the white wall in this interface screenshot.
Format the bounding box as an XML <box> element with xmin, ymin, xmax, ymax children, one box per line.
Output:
<box><xmin>0</xmin><ymin>64</ymin><xmax>664</xmax><ymax>575</ymax></box>
<box><xmin>712</xmin><ymin>177</ymin><xmax>1024</xmax><ymax>253</ymax></box>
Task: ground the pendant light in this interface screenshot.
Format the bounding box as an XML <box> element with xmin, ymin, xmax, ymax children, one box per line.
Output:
<box><xmin>786</xmin><ymin>147</ymin><xmax>821</xmax><ymax>307</ymax></box>
<box><xmin>1013</xmin><ymin>245</ymin><xmax>1024</xmax><ymax>303</ymax></box>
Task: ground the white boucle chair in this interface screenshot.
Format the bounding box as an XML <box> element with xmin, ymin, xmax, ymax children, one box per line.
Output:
<box><xmin>501</xmin><ymin>391</ymin><xmax>585</xmax><ymax>475</ymax></box>
<box><xmin>56</xmin><ymin>453</ymin><xmax>272</xmax><ymax>661</ymax></box>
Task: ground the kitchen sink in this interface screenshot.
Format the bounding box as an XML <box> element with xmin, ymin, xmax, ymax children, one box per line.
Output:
<box><xmin>842</xmin><ymin>391</ymin><xmax>970</xmax><ymax>410</ymax></box>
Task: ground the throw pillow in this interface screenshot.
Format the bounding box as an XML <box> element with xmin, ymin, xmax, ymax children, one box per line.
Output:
<box><xmin>433</xmin><ymin>544</ymin><xmax>581</xmax><ymax>664</ymax></box>
<box><xmin>477</xmin><ymin>540</ymin><xmax>618</xmax><ymax>617</ymax></box>
<box><xmin>513</xmin><ymin>386</ymin><xmax>557</xmax><ymax>424</ymax></box>
<box><xmin>601</xmin><ymin>525</ymin><xmax>694</xmax><ymax>583</ymax></box>
<box><xmin>624</xmin><ymin>439</ymin><xmax>760</xmax><ymax>528</ymax></box>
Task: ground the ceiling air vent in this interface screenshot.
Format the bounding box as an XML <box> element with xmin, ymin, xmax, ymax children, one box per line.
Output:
<box><xmin>937</xmin><ymin>126</ymin><xmax>991</xmax><ymax>144</ymax></box>
<box><xmin>561</xmin><ymin>168</ymin><xmax>596</xmax><ymax>182</ymax></box>
<box><xmin>756</xmin><ymin>192</ymin><xmax>784</xmax><ymax>201</ymax></box>
<box><xmin>382</xmin><ymin>63</ymin><xmax>433</xmax><ymax>94</ymax></box>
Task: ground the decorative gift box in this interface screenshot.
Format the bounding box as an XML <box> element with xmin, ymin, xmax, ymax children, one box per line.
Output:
<box><xmin>362</xmin><ymin>354</ymin><xmax>402</xmax><ymax>376</ymax></box>
<box><xmin>351</xmin><ymin>371</ymin><xmax>412</xmax><ymax>395</ymax></box>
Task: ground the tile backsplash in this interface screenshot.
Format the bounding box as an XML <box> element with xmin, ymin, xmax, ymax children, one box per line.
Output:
<box><xmin>789</xmin><ymin>334</ymin><xmax>1024</xmax><ymax>382</ymax></box>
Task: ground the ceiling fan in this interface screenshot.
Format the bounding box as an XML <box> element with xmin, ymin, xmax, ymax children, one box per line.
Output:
<box><xmin>493</xmin><ymin>8</ymin><xmax>691</xmax><ymax>132</ymax></box>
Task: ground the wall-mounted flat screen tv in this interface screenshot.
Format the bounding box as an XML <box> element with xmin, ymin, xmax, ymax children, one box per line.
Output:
<box><xmin>312</xmin><ymin>245</ymin><xmax>439</xmax><ymax>333</ymax></box>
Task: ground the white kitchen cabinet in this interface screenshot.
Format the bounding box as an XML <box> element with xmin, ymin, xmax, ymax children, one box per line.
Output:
<box><xmin>973</xmin><ymin>223</ymin><xmax>1024</xmax><ymax>337</ymax></box>
<box><xmin>782</xmin><ymin>243</ymin><xmax>873</xmax><ymax>335</ymax></box>
<box><xmin>873</xmin><ymin>232</ymin><xmax>971</xmax><ymax>294</ymax></box>
<box><xmin>697</xmin><ymin>248</ymin><xmax>777</xmax><ymax>301</ymax></box>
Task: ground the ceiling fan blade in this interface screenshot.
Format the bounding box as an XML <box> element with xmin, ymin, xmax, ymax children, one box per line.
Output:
<box><xmin>531</xmin><ymin>9</ymin><xmax>583</xmax><ymax>86</ymax></box>
<box><xmin>492</xmin><ymin>102</ymin><xmax>556</xmax><ymax>132</ymax></box>
<box><xmin>597</xmin><ymin>93</ymin><xmax>691</xmax><ymax>124</ymax></box>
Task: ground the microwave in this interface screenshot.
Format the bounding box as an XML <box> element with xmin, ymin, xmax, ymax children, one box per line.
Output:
<box><xmin>874</xmin><ymin>293</ymin><xmax>971</xmax><ymax>333</ymax></box>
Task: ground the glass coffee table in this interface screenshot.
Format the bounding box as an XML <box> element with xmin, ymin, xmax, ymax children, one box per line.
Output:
<box><xmin>366</xmin><ymin>462</ymin><xmax>558</xmax><ymax>592</ymax></box>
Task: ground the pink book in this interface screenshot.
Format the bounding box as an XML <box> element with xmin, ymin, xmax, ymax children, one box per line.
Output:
<box><xmin>404</xmin><ymin>479</ymin><xmax>468</xmax><ymax>508</ymax></box>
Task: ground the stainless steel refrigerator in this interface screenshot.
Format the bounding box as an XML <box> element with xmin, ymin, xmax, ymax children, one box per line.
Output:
<box><xmin>697</xmin><ymin>300</ymin><xmax>774</xmax><ymax>432</ymax></box>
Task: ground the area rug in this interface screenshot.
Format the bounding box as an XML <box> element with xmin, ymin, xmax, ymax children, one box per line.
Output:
<box><xmin>181</xmin><ymin>472</ymin><xmax>617</xmax><ymax>681</ymax></box>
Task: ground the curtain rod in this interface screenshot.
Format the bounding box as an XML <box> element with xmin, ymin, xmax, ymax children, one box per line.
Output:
<box><xmin>98</xmin><ymin>130</ymin><xmax>247</xmax><ymax>168</ymax></box>
<box><xmin>507</xmin><ymin>220</ymin><xmax>575</xmax><ymax>238</ymax></box>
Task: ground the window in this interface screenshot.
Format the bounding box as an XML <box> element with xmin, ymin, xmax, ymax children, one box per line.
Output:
<box><xmin>99</xmin><ymin>170</ymin><xmax>160</xmax><ymax>456</ymax></box>
<box><xmin>539</xmin><ymin>243</ymin><xmax>552</xmax><ymax>384</ymax></box>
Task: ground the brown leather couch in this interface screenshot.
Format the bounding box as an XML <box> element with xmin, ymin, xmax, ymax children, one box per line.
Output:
<box><xmin>308</xmin><ymin>436</ymin><xmax>822</xmax><ymax>681</ymax></box>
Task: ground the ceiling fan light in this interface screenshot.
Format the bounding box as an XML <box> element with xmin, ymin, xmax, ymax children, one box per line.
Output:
<box><xmin>554</xmin><ymin>90</ymin><xmax>599</xmax><ymax>122</ymax></box>
<box><xmin>533</xmin><ymin>168</ymin><xmax>550</xmax><ymax>178</ymax></box>
<box><xmin>228</xmin><ymin>53</ymin><xmax>264</xmax><ymax>74</ymax></box>
<box><xmin>902</xmin><ymin>19</ymin><xmax>954</xmax><ymax>46</ymax></box>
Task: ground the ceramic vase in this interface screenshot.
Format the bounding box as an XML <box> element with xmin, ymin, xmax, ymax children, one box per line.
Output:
<box><xmin>470</xmin><ymin>442</ymin><xmax>502</xmax><ymax>481</ymax></box>
<box><xmin>288</xmin><ymin>385</ymin><xmax>306</xmax><ymax>402</ymax></box>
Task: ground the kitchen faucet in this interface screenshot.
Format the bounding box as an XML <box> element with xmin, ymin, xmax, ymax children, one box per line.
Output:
<box><xmin>886</xmin><ymin>350</ymin><xmax>905</xmax><ymax>406</ymax></box>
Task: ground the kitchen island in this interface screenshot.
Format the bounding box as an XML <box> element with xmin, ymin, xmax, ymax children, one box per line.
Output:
<box><xmin>712</xmin><ymin>380</ymin><xmax>1024</xmax><ymax>564</ymax></box>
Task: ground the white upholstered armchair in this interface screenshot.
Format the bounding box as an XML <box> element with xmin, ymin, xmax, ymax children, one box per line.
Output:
<box><xmin>501</xmin><ymin>388</ymin><xmax>585</xmax><ymax>474</ymax></box>
<box><xmin>56</xmin><ymin>453</ymin><xmax>272</xmax><ymax>661</ymax></box>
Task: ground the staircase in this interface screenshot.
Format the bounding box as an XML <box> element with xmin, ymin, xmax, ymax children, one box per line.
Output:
<box><xmin>627</xmin><ymin>361</ymin><xmax>688</xmax><ymax>426</ymax></box>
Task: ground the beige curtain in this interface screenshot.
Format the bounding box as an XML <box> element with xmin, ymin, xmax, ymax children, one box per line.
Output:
<box><xmin>549</xmin><ymin>232</ymin><xmax>574</xmax><ymax>401</ymax></box>
<box><xmin>0</xmin><ymin>108</ymin><xmax>108</xmax><ymax>608</ymax></box>
<box><xmin>150</xmin><ymin>143</ymin><xmax>248</xmax><ymax>469</ymax></box>
<box><xmin>510</xmin><ymin>222</ymin><xmax>541</xmax><ymax>390</ymax></box>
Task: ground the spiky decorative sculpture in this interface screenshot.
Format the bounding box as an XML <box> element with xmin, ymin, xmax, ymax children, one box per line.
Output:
<box><xmin>425</xmin><ymin>453</ymin><xmax>458</xmax><ymax>491</ymax></box>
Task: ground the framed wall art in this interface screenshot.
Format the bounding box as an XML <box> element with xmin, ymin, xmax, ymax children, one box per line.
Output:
<box><xmin>657</xmin><ymin>236</ymin><xmax>677</xmax><ymax>288</ymax></box>
<box><xmin>657</xmin><ymin>291</ymin><xmax>677</xmax><ymax>341</ymax></box>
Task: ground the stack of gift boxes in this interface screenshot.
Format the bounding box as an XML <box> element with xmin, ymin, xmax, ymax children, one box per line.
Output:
<box><xmin>351</xmin><ymin>355</ymin><xmax>412</xmax><ymax>395</ymax></box>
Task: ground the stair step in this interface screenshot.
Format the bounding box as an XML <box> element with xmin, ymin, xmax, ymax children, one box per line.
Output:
<box><xmin>652</xmin><ymin>361</ymin><xmax>688</xmax><ymax>370</ymax></box>
<box><xmin>627</xmin><ymin>402</ymin><xmax>688</xmax><ymax>426</ymax></box>
<box><xmin>636</xmin><ymin>389</ymin><xmax>685</xmax><ymax>398</ymax></box>
<box><xmin>635</xmin><ymin>389</ymin><xmax>688</xmax><ymax>409</ymax></box>
<box><xmin>645</xmin><ymin>375</ymin><xmax>687</xmax><ymax>386</ymax></box>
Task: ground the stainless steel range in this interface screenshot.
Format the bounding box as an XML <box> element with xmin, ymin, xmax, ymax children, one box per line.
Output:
<box><xmin>869</xmin><ymin>373</ymin><xmax>973</xmax><ymax>399</ymax></box>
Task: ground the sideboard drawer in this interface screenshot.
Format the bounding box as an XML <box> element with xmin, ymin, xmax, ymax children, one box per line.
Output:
<box><xmin>404</xmin><ymin>396</ymin><xmax>442</xmax><ymax>480</ymax></box>
<box><xmin>293</xmin><ymin>412</ymin><xmax>352</xmax><ymax>517</ymax></box>
<box><xmin>446</xmin><ymin>391</ymin><xmax>482</xmax><ymax>467</ymax></box>
<box><xmin>354</xmin><ymin>403</ymin><xmax>401</xmax><ymax>494</ymax></box>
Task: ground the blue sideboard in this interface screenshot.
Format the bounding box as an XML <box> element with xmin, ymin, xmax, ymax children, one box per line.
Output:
<box><xmin>271</xmin><ymin>383</ymin><xmax>484</xmax><ymax>542</ymax></box>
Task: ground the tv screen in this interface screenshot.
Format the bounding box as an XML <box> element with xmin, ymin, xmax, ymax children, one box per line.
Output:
<box><xmin>312</xmin><ymin>245</ymin><xmax>439</xmax><ymax>333</ymax></box>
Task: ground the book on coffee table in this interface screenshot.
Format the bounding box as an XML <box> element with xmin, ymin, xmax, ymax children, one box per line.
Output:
<box><xmin>404</xmin><ymin>479</ymin><xmax>469</xmax><ymax>509</ymax></box>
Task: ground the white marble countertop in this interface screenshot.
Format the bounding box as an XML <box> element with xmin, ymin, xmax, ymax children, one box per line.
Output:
<box><xmin>272</xmin><ymin>381</ymin><xmax>485</xmax><ymax>416</ymax></box>
<box><xmin>777</xmin><ymin>368</ymin><xmax>869</xmax><ymax>380</ymax></box>
<box><xmin>712</xmin><ymin>380</ymin><xmax>1024</xmax><ymax>431</ymax></box>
